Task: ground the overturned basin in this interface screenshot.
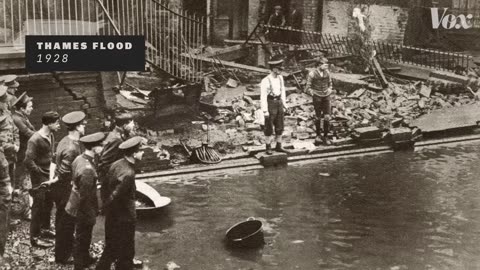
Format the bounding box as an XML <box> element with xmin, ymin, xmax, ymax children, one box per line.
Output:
<box><xmin>135</xmin><ymin>181</ymin><xmax>171</xmax><ymax>216</ymax></box>
<box><xmin>225</xmin><ymin>217</ymin><xmax>264</xmax><ymax>248</ymax></box>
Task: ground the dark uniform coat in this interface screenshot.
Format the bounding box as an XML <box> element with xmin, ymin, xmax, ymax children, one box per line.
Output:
<box><xmin>98</xmin><ymin>126</ymin><xmax>126</xmax><ymax>201</ymax></box>
<box><xmin>0</xmin><ymin>110</ymin><xmax>19</xmax><ymax>164</ymax></box>
<box><xmin>55</xmin><ymin>136</ymin><xmax>82</xmax><ymax>188</ymax></box>
<box><xmin>12</xmin><ymin>110</ymin><xmax>34</xmax><ymax>164</ymax></box>
<box><xmin>52</xmin><ymin>136</ymin><xmax>82</xmax><ymax>261</ymax></box>
<box><xmin>96</xmin><ymin>157</ymin><xmax>136</xmax><ymax>270</ymax></box>
<box><xmin>103</xmin><ymin>158</ymin><xmax>136</xmax><ymax>222</ymax></box>
<box><xmin>65</xmin><ymin>154</ymin><xmax>98</xmax><ymax>225</ymax></box>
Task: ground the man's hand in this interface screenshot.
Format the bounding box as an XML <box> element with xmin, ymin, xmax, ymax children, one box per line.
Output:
<box><xmin>40</xmin><ymin>177</ymin><xmax>58</xmax><ymax>188</ymax></box>
<box><xmin>263</xmin><ymin>111</ymin><xmax>269</xmax><ymax>117</ymax></box>
<box><xmin>14</xmin><ymin>145</ymin><xmax>19</xmax><ymax>152</ymax></box>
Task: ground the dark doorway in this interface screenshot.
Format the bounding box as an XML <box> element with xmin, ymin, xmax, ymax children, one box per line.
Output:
<box><xmin>183</xmin><ymin>0</ymin><xmax>207</xmax><ymax>16</ymax></box>
<box><xmin>316</xmin><ymin>0</ymin><xmax>324</xmax><ymax>31</ymax></box>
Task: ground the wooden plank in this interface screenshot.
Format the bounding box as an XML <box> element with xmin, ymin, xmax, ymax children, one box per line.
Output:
<box><xmin>372</xmin><ymin>57</ymin><xmax>389</xmax><ymax>88</ymax></box>
<box><xmin>186</xmin><ymin>54</ymin><xmax>270</xmax><ymax>74</ymax></box>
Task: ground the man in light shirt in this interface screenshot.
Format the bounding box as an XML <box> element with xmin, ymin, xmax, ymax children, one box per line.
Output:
<box><xmin>260</xmin><ymin>57</ymin><xmax>288</xmax><ymax>155</ymax></box>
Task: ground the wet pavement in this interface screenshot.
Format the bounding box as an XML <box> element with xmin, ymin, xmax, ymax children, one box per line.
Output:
<box><xmin>93</xmin><ymin>142</ymin><xmax>480</xmax><ymax>270</ymax></box>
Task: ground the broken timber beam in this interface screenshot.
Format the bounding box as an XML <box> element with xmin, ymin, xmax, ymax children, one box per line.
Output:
<box><xmin>372</xmin><ymin>57</ymin><xmax>389</xmax><ymax>88</ymax></box>
<box><xmin>187</xmin><ymin>54</ymin><xmax>271</xmax><ymax>74</ymax></box>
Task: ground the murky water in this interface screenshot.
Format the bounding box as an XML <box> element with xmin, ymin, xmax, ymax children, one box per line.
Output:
<box><xmin>95</xmin><ymin>142</ymin><xmax>480</xmax><ymax>270</ymax></box>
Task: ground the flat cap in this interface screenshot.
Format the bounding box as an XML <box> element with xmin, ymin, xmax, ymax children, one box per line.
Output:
<box><xmin>62</xmin><ymin>111</ymin><xmax>86</xmax><ymax>125</ymax></box>
<box><xmin>119</xmin><ymin>136</ymin><xmax>144</xmax><ymax>150</ymax></box>
<box><xmin>268</xmin><ymin>55</ymin><xmax>284</xmax><ymax>67</ymax></box>
<box><xmin>79</xmin><ymin>132</ymin><xmax>105</xmax><ymax>144</ymax></box>
<box><xmin>12</xmin><ymin>92</ymin><xmax>33</xmax><ymax>107</ymax></box>
<box><xmin>1</xmin><ymin>75</ymin><xmax>19</xmax><ymax>88</ymax></box>
<box><xmin>316</xmin><ymin>57</ymin><xmax>329</xmax><ymax>64</ymax></box>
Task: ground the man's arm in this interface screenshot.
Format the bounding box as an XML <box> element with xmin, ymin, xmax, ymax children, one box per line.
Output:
<box><xmin>24</xmin><ymin>138</ymin><xmax>41</xmax><ymax>175</ymax></box>
<box><xmin>281</xmin><ymin>76</ymin><xmax>287</xmax><ymax>109</ymax></box>
<box><xmin>13</xmin><ymin>116</ymin><xmax>35</xmax><ymax>139</ymax></box>
<box><xmin>98</xmin><ymin>138</ymin><xmax>122</xmax><ymax>173</ymax></box>
<box><xmin>78</xmin><ymin>168</ymin><xmax>96</xmax><ymax>209</ymax></box>
<box><xmin>305</xmin><ymin>71</ymin><xmax>314</xmax><ymax>95</ymax></box>
<box><xmin>327</xmin><ymin>71</ymin><xmax>333</xmax><ymax>89</ymax></box>
<box><xmin>0</xmin><ymin>118</ymin><xmax>16</xmax><ymax>153</ymax></box>
<box><xmin>260</xmin><ymin>78</ymin><xmax>269</xmax><ymax>115</ymax></box>
<box><xmin>56</xmin><ymin>147</ymin><xmax>79</xmax><ymax>182</ymax></box>
<box><xmin>103</xmin><ymin>172</ymin><xmax>134</xmax><ymax>207</ymax></box>
<box><xmin>12</xmin><ymin>120</ymin><xmax>19</xmax><ymax>152</ymax></box>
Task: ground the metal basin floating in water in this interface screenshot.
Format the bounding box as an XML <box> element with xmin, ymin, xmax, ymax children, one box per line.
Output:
<box><xmin>225</xmin><ymin>217</ymin><xmax>264</xmax><ymax>248</ymax></box>
<box><xmin>135</xmin><ymin>181</ymin><xmax>171</xmax><ymax>216</ymax></box>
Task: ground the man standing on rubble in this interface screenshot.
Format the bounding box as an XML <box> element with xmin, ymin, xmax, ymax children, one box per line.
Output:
<box><xmin>260</xmin><ymin>57</ymin><xmax>288</xmax><ymax>155</ymax></box>
<box><xmin>96</xmin><ymin>136</ymin><xmax>145</xmax><ymax>270</ymax></box>
<box><xmin>305</xmin><ymin>57</ymin><xmax>333</xmax><ymax>145</ymax></box>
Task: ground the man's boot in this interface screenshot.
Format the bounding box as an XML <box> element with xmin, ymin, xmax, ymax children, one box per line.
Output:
<box><xmin>314</xmin><ymin>119</ymin><xmax>323</xmax><ymax>146</ymax></box>
<box><xmin>266</xmin><ymin>144</ymin><xmax>273</xmax><ymax>155</ymax></box>
<box><xmin>323</xmin><ymin>119</ymin><xmax>332</xmax><ymax>145</ymax></box>
<box><xmin>275</xmin><ymin>143</ymin><xmax>286</xmax><ymax>153</ymax></box>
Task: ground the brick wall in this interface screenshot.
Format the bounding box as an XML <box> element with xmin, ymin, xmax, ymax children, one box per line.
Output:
<box><xmin>302</xmin><ymin>0</ymin><xmax>320</xmax><ymax>31</ymax></box>
<box><xmin>320</xmin><ymin>1</ymin><xmax>409</xmax><ymax>43</ymax></box>
<box><xmin>16</xmin><ymin>72</ymin><xmax>113</xmax><ymax>139</ymax></box>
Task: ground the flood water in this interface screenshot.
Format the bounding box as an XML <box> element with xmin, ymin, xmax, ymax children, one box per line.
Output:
<box><xmin>94</xmin><ymin>142</ymin><xmax>480</xmax><ymax>270</ymax></box>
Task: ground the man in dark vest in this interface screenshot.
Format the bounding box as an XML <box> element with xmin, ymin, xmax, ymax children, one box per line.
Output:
<box><xmin>260</xmin><ymin>57</ymin><xmax>289</xmax><ymax>155</ymax></box>
<box><xmin>65</xmin><ymin>132</ymin><xmax>105</xmax><ymax>270</ymax></box>
<box><xmin>96</xmin><ymin>136</ymin><xmax>145</xmax><ymax>270</ymax></box>
<box><xmin>42</xmin><ymin>111</ymin><xmax>86</xmax><ymax>263</ymax></box>
<box><xmin>24</xmin><ymin>111</ymin><xmax>60</xmax><ymax>248</ymax></box>
<box><xmin>305</xmin><ymin>57</ymin><xmax>334</xmax><ymax>145</ymax></box>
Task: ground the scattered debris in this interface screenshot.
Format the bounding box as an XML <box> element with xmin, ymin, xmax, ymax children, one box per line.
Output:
<box><xmin>165</xmin><ymin>261</ymin><xmax>181</xmax><ymax>270</ymax></box>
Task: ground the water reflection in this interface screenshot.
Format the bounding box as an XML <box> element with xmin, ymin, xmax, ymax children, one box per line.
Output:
<box><xmin>121</xmin><ymin>142</ymin><xmax>480</xmax><ymax>269</ymax></box>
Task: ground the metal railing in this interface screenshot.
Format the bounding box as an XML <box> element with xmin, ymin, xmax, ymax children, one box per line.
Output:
<box><xmin>0</xmin><ymin>0</ymin><xmax>206</xmax><ymax>83</ymax></box>
<box><xmin>96</xmin><ymin>0</ymin><xmax>206</xmax><ymax>82</ymax></box>
<box><xmin>0</xmin><ymin>0</ymin><xmax>101</xmax><ymax>46</ymax></box>
<box><xmin>249</xmin><ymin>24</ymin><xmax>472</xmax><ymax>72</ymax></box>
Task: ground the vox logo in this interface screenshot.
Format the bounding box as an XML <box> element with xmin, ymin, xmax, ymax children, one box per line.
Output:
<box><xmin>431</xmin><ymin>8</ymin><xmax>474</xmax><ymax>29</ymax></box>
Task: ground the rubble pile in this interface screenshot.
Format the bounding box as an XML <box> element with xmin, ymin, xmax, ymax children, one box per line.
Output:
<box><xmin>2</xmin><ymin>220</ymin><xmax>105</xmax><ymax>270</ymax></box>
<box><xmin>200</xmin><ymin>73</ymin><xmax>478</xmax><ymax>146</ymax></box>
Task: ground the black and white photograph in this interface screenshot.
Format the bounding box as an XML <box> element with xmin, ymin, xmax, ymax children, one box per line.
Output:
<box><xmin>0</xmin><ymin>0</ymin><xmax>479</xmax><ymax>269</ymax></box>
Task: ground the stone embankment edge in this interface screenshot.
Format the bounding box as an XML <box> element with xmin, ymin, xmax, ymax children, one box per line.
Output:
<box><xmin>136</xmin><ymin>133</ymin><xmax>480</xmax><ymax>181</ymax></box>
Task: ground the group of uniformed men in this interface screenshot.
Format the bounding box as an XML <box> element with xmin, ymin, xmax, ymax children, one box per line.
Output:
<box><xmin>0</xmin><ymin>74</ymin><xmax>145</xmax><ymax>270</ymax></box>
